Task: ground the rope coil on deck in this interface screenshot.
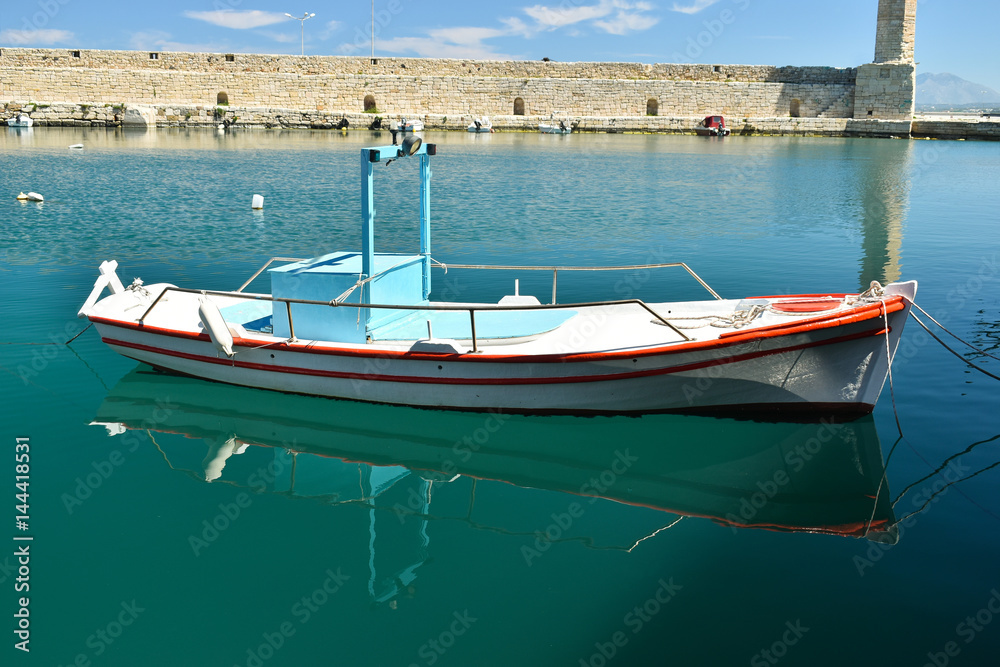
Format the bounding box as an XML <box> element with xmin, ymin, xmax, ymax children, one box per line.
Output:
<box><xmin>661</xmin><ymin>304</ymin><xmax>767</xmax><ymax>330</ymax></box>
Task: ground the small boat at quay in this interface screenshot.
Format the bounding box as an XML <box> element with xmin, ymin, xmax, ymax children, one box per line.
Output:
<box><xmin>396</xmin><ymin>117</ymin><xmax>424</xmax><ymax>132</ymax></box>
<box><xmin>539</xmin><ymin>120</ymin><xmax>572</xmax><ymax>134</ymax></box>
<box><xmin>696</xmin><ymin>115</ymin><xmax>730</xmax><ymax>136</ymax></box>
<box><xmin>80</xmin><ymin>137</ymin><xmax>916</xmax><ymax>417</ymax></box>
<box><xmin>6</xmin><ymin>113</ymin><xmax>33</xmax><ymax>127</ymax></box>
<box><xmin>467</xmin><ymin>117</ymin><xmax>493</xmax><ymax>133</ymax></box>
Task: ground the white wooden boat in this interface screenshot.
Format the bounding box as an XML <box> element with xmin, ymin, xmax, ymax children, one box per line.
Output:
<box><xmin>539</xmin><ymin>121</ymin><xmax>572</xmax><ymax>134</ymax></box>
<box><xmin>79</xmin><ymin>138</ymin><xmax>916</xmax><ymax>418</ymax></box>
<box><xmin>6</xmin><ymin>113</ymin><xmax>33</xmax><ymax>127</ymax></box>
<box><xmin>396</xmin><ymin>117</ymin><xmax>424</xmax><ymax>132</ymax></box>
<box><xmin>467</xmin><ymin>117</ymin><xmax>493</xmax><ymax>133</ymax></box>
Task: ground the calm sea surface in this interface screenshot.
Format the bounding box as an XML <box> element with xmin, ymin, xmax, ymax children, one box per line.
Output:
<box><xmin>1</xmin><ymin>127</ymin><xmax>999</xmax><ymax>666</ymax></box>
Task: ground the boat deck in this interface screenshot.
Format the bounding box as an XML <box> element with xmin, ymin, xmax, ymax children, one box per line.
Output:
<box><xmin>123</xmin><ymin>286</ymin><xmax>861</xmax><ymax>356</ymax></box>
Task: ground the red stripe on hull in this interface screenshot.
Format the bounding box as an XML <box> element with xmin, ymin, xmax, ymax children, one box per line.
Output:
<box><xmin>101</xmin><ymin>323</ymin><xmax>889</xmax><ymax>387</ymax></box>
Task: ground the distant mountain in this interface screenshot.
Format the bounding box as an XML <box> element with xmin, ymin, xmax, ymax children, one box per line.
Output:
<box><xmin>916</xmin><ymin>73</ymin><xmax>1000</xmax><ymax>106</ymax></box>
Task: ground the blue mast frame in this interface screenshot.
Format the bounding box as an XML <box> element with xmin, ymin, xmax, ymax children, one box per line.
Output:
<box><xmin>360</xmin><ymin>142</ymin><xmax>435</xmax><ymax>302</ymax></box>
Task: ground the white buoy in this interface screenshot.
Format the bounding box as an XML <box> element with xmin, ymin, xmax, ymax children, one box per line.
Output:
<box><xmin>251</xmin><ymin>194</ymin><xmax>264</xmax><ymax>210</ymax></box>
<box><xmin>26</xmin><ymin>192</ymin><xmax>44</xmax><ymax>202</ymax></box>
<box><xmin>16</xmin><ymin>192</ymin><xmax>27</xmax><ymax>201</ymax></box>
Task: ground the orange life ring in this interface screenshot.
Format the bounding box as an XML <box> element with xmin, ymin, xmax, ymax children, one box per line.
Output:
<box><xmin>770</xmin><ymin>299</ymin><xmax>841</xmax><ymax>313</ymax></box>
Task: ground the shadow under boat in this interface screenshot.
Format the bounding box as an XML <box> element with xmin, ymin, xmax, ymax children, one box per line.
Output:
<box><xmin>93</xmin><ymin>366</ymin><xmax>897</xmax><ymax>541</ymax></box>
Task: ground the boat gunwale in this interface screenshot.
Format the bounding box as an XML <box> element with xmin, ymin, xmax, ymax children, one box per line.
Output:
<box><xmin>88</xmin><ymin>293</ymin><xmax>906</xmax><ymax>365</ymax></box>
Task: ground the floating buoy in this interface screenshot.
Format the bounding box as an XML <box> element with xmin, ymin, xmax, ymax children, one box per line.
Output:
<box><xmin>251</xmin><ymin>194</ymin><xmax>264</xmax><ymax>210</ymax></box>
<box><xmin>26</xmin><ymin>192</ymin><xmax>44</xmax><ymax>202</ymax></box>
<box><xmin>16</xmin><ymin>192</ymin><xmax>28</xmax><ymax>200</ymax></box>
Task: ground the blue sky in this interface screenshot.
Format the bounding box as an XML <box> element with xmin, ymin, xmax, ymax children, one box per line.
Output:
<box><xmin>2</xmin><ymin>0</ymin><xmax>998</xmax><ymax>91</ymax></box>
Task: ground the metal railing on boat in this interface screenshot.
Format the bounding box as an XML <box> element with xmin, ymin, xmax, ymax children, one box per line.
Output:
<box><xmin>433</xmin><ymin>261</ymin><xmax>723</xmax><ymax>304</ymax></box>
<box><xmin>236</xmin><ymin>257</ymin><xmax>722</xmax><ymax>304</ymax></box>
<box><xmin>140</xmin><ymin>259</ymin><xmax>724</xmax><ymax>352</ymax></box>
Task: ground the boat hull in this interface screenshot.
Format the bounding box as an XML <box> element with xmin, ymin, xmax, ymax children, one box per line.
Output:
<box><xmin>90</xmin><ymin>289</ymin><xmax>912</xmax><ymax>418</ymax></box>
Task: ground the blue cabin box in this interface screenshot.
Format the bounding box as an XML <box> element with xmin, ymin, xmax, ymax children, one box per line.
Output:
<box><xmin>270</xmin><ymin>251</ymin><xmax>426</xmax><ymax>343</ymax></box>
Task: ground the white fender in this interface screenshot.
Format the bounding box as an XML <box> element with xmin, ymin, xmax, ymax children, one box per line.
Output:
<box><xmin>198</xmin><ymin>297</ymin><xmax>235</xmax><ymax>357</ymax></box>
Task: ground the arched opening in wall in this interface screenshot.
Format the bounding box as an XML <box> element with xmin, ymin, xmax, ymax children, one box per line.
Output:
<box><xmin>363</xmin><ymin>94</ymin><xmax>377</xmax><ymax>112</ymax></box>
<box><xmin>217</xmin><ymin>91</ymin><xmax>229</xmax><ymax>105</ymax></box>
<box><xmin>646</xmin><ymin>98</ymin><xmax>658</xmax><ymax>116</ymax></box>
<box><xmin>513</xmin><ymin>97</ymin><xmax>525</xmax><ymax>115</ymax></box>
<box><xmin>790</xmin><ymin>99</ymin><xmax>801</xmax><ymax>118</ymax></box>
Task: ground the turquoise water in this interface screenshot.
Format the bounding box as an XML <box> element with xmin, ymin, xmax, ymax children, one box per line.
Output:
<box><xmin>2</xmin><ymin>127</ymin><xmax>999</xmax><ymax>666</ymax></box>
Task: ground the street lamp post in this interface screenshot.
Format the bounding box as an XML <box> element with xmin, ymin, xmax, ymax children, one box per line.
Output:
<box><xmin>284</xmin><ymin>12</ymin><xmax>315</xmax><ymax>56</ymax></box>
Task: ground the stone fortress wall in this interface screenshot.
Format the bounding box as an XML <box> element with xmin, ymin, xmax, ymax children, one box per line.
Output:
<box><xmin>4</xmin><ymin>1</ymin><xmax>987</xmax><ymax>138</ymax></box>
<box><xmin>1</xmin><ymin>48</ymin><xmax>858</xmax><ymax>121</ymax></box>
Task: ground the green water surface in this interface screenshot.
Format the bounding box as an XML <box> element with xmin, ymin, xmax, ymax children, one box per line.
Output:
<box><xmin>1</xmin><ymin>127</ymin><xmax>999</xmax><ymax>666</ymax></box>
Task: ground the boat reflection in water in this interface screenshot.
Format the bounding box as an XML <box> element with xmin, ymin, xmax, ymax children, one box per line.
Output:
<box><xmin>93</xmin><ymin>367</ymin><xmax>897</xmax><ymax>597</ymax></box>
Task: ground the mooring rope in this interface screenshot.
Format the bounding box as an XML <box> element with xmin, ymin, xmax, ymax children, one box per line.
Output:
<box><xmin>908</xmin><ymin>310</ymin><xmax>1000</xmax><ymax>382</ymax></box>
<box><xmin>882</xmin><ymin>300</ymin><xmax>905</xmax><ymax>439</ymax></box>
<box><xmin>894</xmin><ymin>458</ymin><xmax>1000</xmax><ymax>526</ymax></box>
<box><xmin>0</xmin><ymin>322</ymin><xmax>93</xmax><ymax>346</ymax></box>
<box><xmin>905</xmin><ymin>297</ymin><xmax>1000</xmax><ymax>363</ymax></box>
<box><xmin>891</xmin><ymin>433</ymin><xmax>1000</xmax><ymax>509</ymax></box>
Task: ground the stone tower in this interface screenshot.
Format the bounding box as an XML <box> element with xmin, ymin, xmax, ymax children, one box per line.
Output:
<box><xmin>854</xmin><ymin>0</ymin><xmax>917</xmax><ymax>121</ymax></box>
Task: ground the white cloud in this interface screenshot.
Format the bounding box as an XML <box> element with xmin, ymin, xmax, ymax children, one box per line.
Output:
<box><xmin>670</xmin><ymin>0</ymin><xmax>720</xmax><ymax>14</ymax></box>
<box><xmin>594</xmin><ymin>10</ymin><xmax>659</xmax><ymax>35</ymax></box>
<box><xmin>0</xmin><ymin>29</ymin><xmax>74</xmax><ymax>45</ymax></box>
<box><xmin>129</xmin><ymin>30</ymin><xmax>171</xmax><ymax>50</ymax></box>
<box><xmin>319</xmin><ymin>20</ymin><xmax>342</xmax><ymax>40</ymax></box>
<box><xmin>523</xmin><ymin>3</ymin><xmax>611</xmax><ymax>29</ymax></box>
<box><xmin>183</xmin><ymin>9</ymin><xmax>289</xmax><ymax>30</ymax></box>
<box><xmin>339</xmin><ymin>0</ymin><xmax>656</xmax><ymax>58</ymax></box>
<box><xmin>128</xmin><ymin>30</ymin><xmax>226</xmax><ymax>53</ymax></box>
<box><xmin>521</xmin><ymin>0</ymin><xmax>658</xmax><ymax>35</ymax></box>
<box><xmin>370</xmin><ymin>26</ymin><xmax>516</xmax><ymax>60</ymax></box>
